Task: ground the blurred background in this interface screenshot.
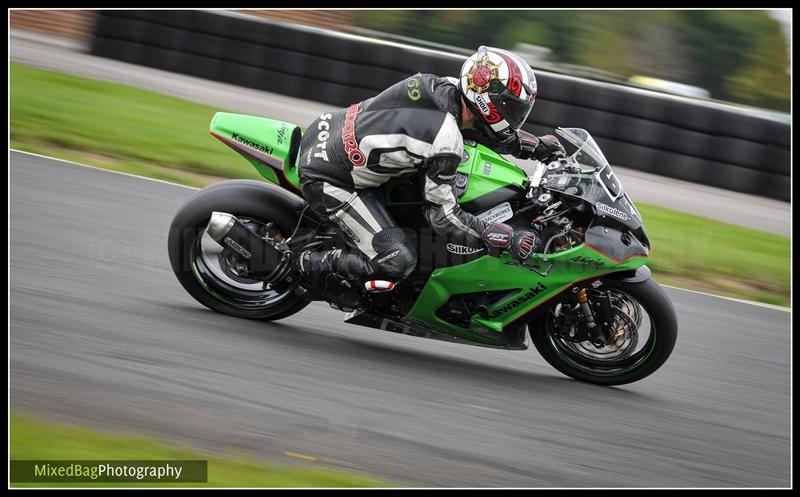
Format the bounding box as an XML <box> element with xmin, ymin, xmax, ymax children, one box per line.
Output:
<box><xmin>348</xmin><ymin>10</ymin><xmax>792</xmax><ymax>113</ymax></box>
<box><xmin>11</xmin><ymin>9</ymin><xmax>791</xmax><ymax>111</ymax></box>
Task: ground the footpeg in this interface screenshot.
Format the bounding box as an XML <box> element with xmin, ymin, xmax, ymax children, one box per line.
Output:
<box><xmin>364</xmin><ymin>280</ymin><xmax>396</xmax><ymax>293</ymax></box>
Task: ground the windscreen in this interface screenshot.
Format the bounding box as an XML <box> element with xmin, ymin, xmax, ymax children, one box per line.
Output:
<box><xmin>545</xmin><ymin>128</ymin><xmax>643</xmax><ymax>231</ymax></box>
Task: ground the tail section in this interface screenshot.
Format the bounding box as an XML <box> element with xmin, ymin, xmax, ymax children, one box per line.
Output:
<box><xmin>210</xmin><ymin>112</ymin><xmax>303</xmax><ymax>193</ymax></box>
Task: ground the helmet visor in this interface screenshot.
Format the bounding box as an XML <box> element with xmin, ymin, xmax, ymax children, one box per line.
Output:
<box><xmin>493</xmin><ymin>89</ymin><xmax>534</xmax><ymax>130</ymax></box>
<box><xmin>489</xmin><ymin>79</ymin><xmax>534</xmax><ymax>130</ymax></box>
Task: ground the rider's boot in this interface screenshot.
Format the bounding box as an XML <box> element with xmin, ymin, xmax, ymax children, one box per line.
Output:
<box><xmin>294</xmin><ymin>248</ymin><xmax>375</xmax><ymax>308</ymax></box>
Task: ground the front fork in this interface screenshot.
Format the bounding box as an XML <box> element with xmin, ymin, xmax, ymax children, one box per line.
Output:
<box><xmin>572</xmin><ymin>285</ymin><xmax>614</xmax><ymax>347</ymax></box>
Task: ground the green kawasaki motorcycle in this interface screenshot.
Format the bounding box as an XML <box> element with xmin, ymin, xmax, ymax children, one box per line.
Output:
<box><xmin>168</xmin><ymin>113</ymin><xmax>678</xmax><ymax>385</ymax></box>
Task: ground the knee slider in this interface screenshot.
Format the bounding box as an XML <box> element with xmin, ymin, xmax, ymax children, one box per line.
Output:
<box><xmin>372</xmin><ymin>229</ymin><xmax>417</xmax><ymax>281</ymax></box>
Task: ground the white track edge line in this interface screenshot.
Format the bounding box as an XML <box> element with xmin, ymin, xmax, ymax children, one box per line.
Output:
<box><xmin>661</xmin><ymin>285</ymin><xmax>790</xmax><ymax>312</ymax></box>
<box><xmin>10</xmin><ymin>149</ymin><xmax>199</xmax><ymax>191</ymax></box>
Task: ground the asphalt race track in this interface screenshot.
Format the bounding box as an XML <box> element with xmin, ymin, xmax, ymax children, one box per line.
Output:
<box><xmin>10</xmin><ymin>151</ymin><xmax>790</xmax><ymax>487</ymax></box>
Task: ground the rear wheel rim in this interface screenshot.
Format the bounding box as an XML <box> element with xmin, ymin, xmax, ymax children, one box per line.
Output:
<box><xmin>189</xmin><ymin>217</ymin><xmax>292</xmax><ymax>310</ymax></box>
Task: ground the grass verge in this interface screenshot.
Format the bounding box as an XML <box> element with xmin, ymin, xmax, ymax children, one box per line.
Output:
<box><xmin>636</xmin><ymin>203</ymin><xmax>789</xmax><ymax>306</ymax></box>
<box><xmin>10</xmin><ymin>62</ymin><xmax>790</xmax><ymax>306</ymax></box>
<box><xmin>10</xmin><ymin>412</ymin><xmax>390</xmax><ymax>488</ymax></box>
<box><xmin>10</xmin><ymin>62</ymin><xmax>262</xmax><ymax>188</ymax></box>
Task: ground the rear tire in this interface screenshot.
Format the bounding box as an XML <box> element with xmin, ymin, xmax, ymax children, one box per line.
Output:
<box><xmin>530</xmin><ymin>277</ymin><xmax>678</xmax><ymax>386</ymax></box>
<box><xmin>167</xmin><ymin>180</ymin><xmax>310</xmax><ymax>320</ymax></box>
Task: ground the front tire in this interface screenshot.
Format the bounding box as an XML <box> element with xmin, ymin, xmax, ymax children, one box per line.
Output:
<box><xmin>530</xmin><ymin>277</ymin><xmax>678</xmax><ymax>386</ymax></box>
<box><xmin>168</xmin><ymin>180</ymin><xmax>310</xmax><ymax>321</ymax></box>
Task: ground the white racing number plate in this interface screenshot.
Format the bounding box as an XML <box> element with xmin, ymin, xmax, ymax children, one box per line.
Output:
<box><xmin>477</xmin><ymin>201</ymin><xmax>513</xmax><ymax>225</ymax></box>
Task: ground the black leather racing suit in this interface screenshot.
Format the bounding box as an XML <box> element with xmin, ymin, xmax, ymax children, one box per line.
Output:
<box><xmin>296</xmin><ymin>73</ymin><xmax>534</xmax><ymax>287</ymax></box>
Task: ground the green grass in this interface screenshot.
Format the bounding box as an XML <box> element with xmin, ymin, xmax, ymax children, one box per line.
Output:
<box><xmin>10</xmin><ymin>412</ymin><xmax>390</xmax><ymax>488</ymax></box>
<box><xmin>9</xmin><ymin>62</ymin><xmax>790</xmax><ymax>306</ymax></box>
<box><xmin>637</xmin><ymin>204</ymin><xmax>790</xmax><ymax>306</ymax></box>
<box><xmin>10</xmin><ymin>62</ymin><xmax>263</xmax><ymax>188</ymax></box>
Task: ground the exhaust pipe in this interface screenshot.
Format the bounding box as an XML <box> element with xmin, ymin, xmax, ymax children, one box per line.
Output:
<box><xmin>206</xmin><ymin>212</ymin><xmax>293</xmax><ymax>283</ymax></box>
<box><xmin>206</xmin><ymin>211</ymin><xmax>237</xmax><ymax>244</ymax></box>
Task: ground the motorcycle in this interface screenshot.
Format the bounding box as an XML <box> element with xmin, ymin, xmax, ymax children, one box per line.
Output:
<box><xmin>167</xmin><ymin>112</ymin><xmax>678</xmax><ymax>385</ymax></box>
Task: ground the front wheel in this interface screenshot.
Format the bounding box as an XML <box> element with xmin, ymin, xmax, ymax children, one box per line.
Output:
<box><xmin>530</xmin><ymin>277</ymin><xmax>678</xmax><ymax>386</ymax></box>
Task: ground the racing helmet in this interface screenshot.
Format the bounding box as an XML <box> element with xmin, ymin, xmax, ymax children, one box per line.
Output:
<box><xmin>459</xmin><ymin>46</ymin><xmax>537</xmax><ymax>143</ymax></box>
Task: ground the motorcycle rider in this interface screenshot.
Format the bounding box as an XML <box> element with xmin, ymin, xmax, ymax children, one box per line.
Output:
<box><xmin>295</xmin><ymin>46</ymin><xmax>566</xmax><ymax>296</ymax></box>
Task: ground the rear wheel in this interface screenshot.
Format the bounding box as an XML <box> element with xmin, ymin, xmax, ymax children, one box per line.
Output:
<box><xmin>530</xmin><ymin>277</ymin><xmax>677</xmax><ymax>386</ymax></box>
<box><xmin>168</xmin><ymin>182</ymin><xmax>310</xmax><ymax>320</ymax></box>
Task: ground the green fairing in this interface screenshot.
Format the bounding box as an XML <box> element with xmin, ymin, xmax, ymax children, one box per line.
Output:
<box><xmin>210</xmin><ymin>112</ymin><xmax>301</xmax><ymax>190</ymax></box>
<box><xmin>404</xmin><ymin>244</ymin><xmax>647</xmax><ymax>346</ymax></box>
<box><xmin>212</xmin><ymin>117</ymin><xmax>650</xmax><ymax>347</ymax></box>
<box><xmin>404</xmin><ymin>142</ymin><xmax>647</xmax><ymax>346</ymax></box>
<box><xmin>457</xmin><ymin>143</ymin><xmax>528</xmax><ymax>203</ymax></box>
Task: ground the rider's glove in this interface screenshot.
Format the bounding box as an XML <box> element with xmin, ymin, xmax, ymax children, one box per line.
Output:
<box><xmin>519</xmin><ymin>134</ymin><xmax>566</xmax><ymax>163</ymax></box>
<box><xmin>482</xmin><ymin>223</ymin><xmax>540</xmax><ymax>264</ymax></box>
<box><xmin>481</xmin><ymin>222</ymin><xmax>513</xmax><ymax>255</ymax></box>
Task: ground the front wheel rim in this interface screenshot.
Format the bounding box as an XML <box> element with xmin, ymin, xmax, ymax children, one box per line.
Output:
<box><xmin>545</xmin><ymin>289</ymin><xmax>657</xmax><ymax>377</ymax></box>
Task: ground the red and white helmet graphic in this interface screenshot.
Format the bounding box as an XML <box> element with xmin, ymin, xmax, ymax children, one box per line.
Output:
<box><xmin>459</xmin><ymin>46</ymin><xmax>537</xmax><ymax>143</ymax></box>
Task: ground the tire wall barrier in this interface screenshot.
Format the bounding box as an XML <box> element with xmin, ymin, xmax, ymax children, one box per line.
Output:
<box><xmin>90</xmin><ymin>10</ymin><xmax>790</xmax><ymax>200</ymax></box>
